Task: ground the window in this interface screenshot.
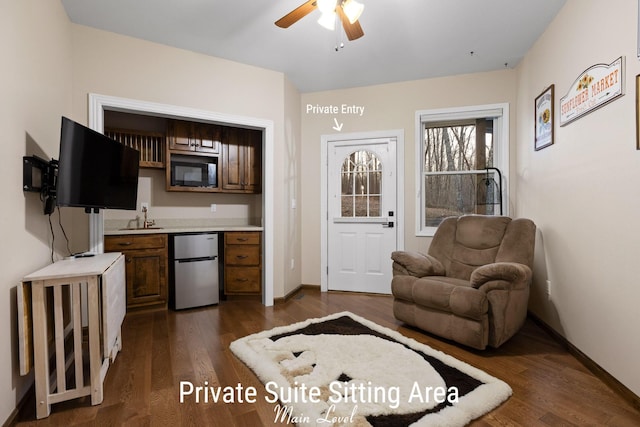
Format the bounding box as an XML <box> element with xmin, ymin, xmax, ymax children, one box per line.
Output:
<box><xmin>416</xmin><ymin>104</ymin><xmax>509</xmax><ymax>236</ymax></box>
<box><xmin>341</xmin><ymin>150</ymin><xmax>382</xmax><ymax>217</ymax></box>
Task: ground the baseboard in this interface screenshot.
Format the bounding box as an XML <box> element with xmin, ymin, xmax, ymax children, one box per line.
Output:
<box><xmin>528</xmin><ymin>312</ymin><xmax>640</xmax><ymax>411</ymax></box>
<box><xmin>2</xmin><ymin>382</ymin><xmax>33</xmax><ymax>427</ymax></box>
<box><xmin>2</xmin><ymin>407</ymin><xmax>18</xmax><ymax>427</ymax></box>
<box><xmin>274</xmin><ymin>284</ymin><xmax>319</xmax><ymax>304</ymax></box>
<box><xmin>222</xmin><ymin>294</ymin><xmax>261</xmax><ymax>302</ymax></box>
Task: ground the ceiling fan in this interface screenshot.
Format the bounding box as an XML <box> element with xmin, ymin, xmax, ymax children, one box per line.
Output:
<box><xmin>275</xmin><ymin>0</ymin><xmax>365</xmax><ymax>41</ymax></box>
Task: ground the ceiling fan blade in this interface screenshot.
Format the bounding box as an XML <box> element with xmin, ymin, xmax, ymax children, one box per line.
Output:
<box><xmin>275</xmin><ymin>0</ymin><xmax>317</xmax><ymax>28</ymax></box>
<box><xmin>337</xmin><ymin>6</ymin><xmax>364</xmax><ymax>41</ymax></box>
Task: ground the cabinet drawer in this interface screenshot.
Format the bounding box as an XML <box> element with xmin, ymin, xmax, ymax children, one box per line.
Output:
<box><xmin>225</xmin><ymin>245</ymin><xmax>260</xmax><ymax>265</ymax></box>
<box><xmin>105</xmin><ymin>234</ymin><xmax>167</xmax><ymax>251</ymax></box>
<box><xmin>225</xmin><ymin>232</ymin><xmax>260</xmax><ymax>245</ymax></box>
<box><xmin>225</xmin><ymin>267</ymin><xmax>261</xmax><ymax>293</ymax></box>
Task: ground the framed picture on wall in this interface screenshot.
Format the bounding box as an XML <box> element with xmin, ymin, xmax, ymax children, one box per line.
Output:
<box><xmin>535</xmin><ymin>85</ymin><xmax>554</xmax><ymax>151</ymax></box>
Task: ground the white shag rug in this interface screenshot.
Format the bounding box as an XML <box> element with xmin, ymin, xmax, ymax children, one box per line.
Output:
<box><xmin>230</xmin><ymin>311</ymin><xmax>511</xmax><ymax>426</ymax></box>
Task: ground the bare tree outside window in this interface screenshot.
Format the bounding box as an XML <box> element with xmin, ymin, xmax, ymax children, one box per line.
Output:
<box><xmin>341</xmin><ymin>150</ymin><xmax>382</xmax><ymax>217</ymax></box>
<box><xmin>423</xmin><ymin>119</ymin><xmax>497</xmax><ymax>227</ymax></box>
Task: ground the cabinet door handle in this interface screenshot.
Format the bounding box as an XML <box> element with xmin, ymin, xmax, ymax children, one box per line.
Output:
<box><xmin>236</xmin><ymin>255</ymin><xmax>248</xmax><ymax>259</ymax></box>
<box><xmin>237</xmin><ymin>278</ymin><xmax>249</xmax><ymax>282</ymax></box>
<box><xmin>119</xmin><ymin>242</ymin><xmax>133</xmax><ymax>246</ymax></box>
<box><xmin>236</xmin><ymin>238</ymin><xmax>249</xmax><ymax>242</ymax></box>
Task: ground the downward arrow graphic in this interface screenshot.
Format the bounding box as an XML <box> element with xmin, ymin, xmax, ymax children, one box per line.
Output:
<box><xmin>332</xmin><ymin>118</ymin><xmax>344</xmax><ymax>131</ymax></box>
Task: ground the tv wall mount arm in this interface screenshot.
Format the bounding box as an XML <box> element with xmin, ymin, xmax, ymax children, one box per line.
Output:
<box><xmin>23</xmin><ymin>155</ymin><xmax>58</xmax><ymax>215</ymax></box>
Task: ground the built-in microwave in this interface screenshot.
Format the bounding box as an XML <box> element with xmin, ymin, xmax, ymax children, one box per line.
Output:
<box><xmin>170</xmin><ymin>156</ymin><xmax>217</xmax><ymax>188</ymax></box>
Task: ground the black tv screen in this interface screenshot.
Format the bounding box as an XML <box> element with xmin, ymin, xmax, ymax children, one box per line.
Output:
<box><xmin>56</xmin><ymin>117</ymin><xmax>140</xmax><ymax>211</ymax></box>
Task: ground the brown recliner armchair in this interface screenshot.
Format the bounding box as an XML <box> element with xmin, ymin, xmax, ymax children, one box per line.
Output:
<box><xmin>391</xmin><ymin>215</ymin><xmax>536</xmax><ymax>350</ymax></box>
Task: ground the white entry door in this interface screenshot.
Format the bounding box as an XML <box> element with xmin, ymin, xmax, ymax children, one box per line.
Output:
<box><xmin>327</xmin><ymin>138</ymin><xmax>397</xmax><ymax>293</ymax></box>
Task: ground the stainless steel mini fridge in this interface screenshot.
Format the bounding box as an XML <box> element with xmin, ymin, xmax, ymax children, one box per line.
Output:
<box><xmin>172</xmin><ymin>233</ymin><xmax>219</xmax><ymax>309</ymax></box>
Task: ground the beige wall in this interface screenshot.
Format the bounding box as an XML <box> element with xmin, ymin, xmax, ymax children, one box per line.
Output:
<box><xmin>282</xmin><ymin>77</ymin><xmax>303</xmax><ymax>296</ymax></box>
<box><xmin>516</xmin><ymin>0</ymin><xmax>640</xmax><ymax>396</ymax></box>
<box><xmin>104</xmin><ymin>170</ymin><xmax>263</xmax><ymax>225</ymax></box>
<box><xmin>0</xmin><ymin>1</ymin><xmax>73</xmax><ymax>422</ymax></box>
<box><xmin>69</xmin><ymin>25</ymin><xmax>299</xmax><ymax>299</ymax></box>
<box><xmin>300</xmin><ymin>70</ymin><xmax>518</xmax><ymax>285</ymax></box>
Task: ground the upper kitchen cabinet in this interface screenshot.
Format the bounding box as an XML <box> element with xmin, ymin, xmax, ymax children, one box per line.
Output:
<box><xmin>222</xmin><ymin>127</ymin><xmax>262</xmax><ymax>194</ymax></box>
<box><xmin>105</xmin><ymin>128</ymin><xmax>166</xmax><ymax>168</ymax></box>
<box><xmin>104</xmin><ymin>111</ymin><xmax>167</xmax><ymax>169</ymax></box>
<box><xmin>168</xmin><ymin>119</ymin><xmax>221</xmax><ymax>155</ymax></box>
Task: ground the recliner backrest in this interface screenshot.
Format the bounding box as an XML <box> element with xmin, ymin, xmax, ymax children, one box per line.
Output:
<box><xmin>496</xmin><ymin>218</ymin><xmax>536</xmax><ymax>268</ymax></box>
<box><xmin>428</xmin><ymin>215</ymin><xmax>535</xmax><ymax>281</ymax></box>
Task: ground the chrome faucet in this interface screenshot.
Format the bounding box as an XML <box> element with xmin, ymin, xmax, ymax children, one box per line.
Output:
<box><xmin>142</xmin><ymin>206</ymin><xmax>155</xmax><ymax>229</ymax></box>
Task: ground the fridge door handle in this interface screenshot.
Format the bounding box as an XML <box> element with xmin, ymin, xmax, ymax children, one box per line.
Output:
<box><xmin>176</xmin><ymin>256</ymin><xmax>217</xmax><ymax>263</ymax></box>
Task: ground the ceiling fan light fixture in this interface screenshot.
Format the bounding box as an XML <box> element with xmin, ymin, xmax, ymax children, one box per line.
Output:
<box><xmin>317</xmin><ymin>11</ymin><xmax>336</xmax><ymax>30</ymax></box>
<box><xmin>317</xmin><ymin>0</ymin><xmax>337</xmax><ymax>14</ymax></box>
<box><xmin>342</xmin><ymin>0</ymin><xmax>364</xmax><ymax>24</ymax></box>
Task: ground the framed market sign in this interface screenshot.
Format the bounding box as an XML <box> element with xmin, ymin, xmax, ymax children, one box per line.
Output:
<box><xmin>559</xmin><ymin>56</ymin><xmax>625</xmax><ymax>126</ymax></box>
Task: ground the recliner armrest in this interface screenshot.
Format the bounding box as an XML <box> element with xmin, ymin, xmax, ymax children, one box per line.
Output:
<box><xmin>391</xmin><ymin>251</ymin><xmax>445</xmax><ymax>277</ymax></box>
<box><xmin>470</xmin><ymin>262</ymin><xmax>532</xmax><ymax>290</ymax></box>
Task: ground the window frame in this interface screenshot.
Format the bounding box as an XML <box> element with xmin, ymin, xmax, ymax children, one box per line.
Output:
<box><xmin>415</xmin><ymin>103</ymin><xmax>510</xmax><ymax>237</ymax></box>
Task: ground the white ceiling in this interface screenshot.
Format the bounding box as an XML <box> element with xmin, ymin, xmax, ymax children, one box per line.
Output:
<box><xmin>61</xmin><ymin>0</ymin><xmax>566</xmax><ymax>93</ymax></box>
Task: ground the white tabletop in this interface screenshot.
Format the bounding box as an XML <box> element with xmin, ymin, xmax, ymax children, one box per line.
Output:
<box><xmin>23</xmin><ymin>253</ymin><xmax>122</xmax><ymax>281</ymax></box>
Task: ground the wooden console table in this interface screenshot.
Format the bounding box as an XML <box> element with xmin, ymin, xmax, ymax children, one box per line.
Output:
<box><xmin>20</xmin><ymin>253</ymin><xmax>126</xmax><ymax>419</ymax></box>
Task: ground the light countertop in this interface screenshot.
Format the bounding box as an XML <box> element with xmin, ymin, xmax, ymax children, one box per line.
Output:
<box><xmin>103</xmin><ymin>218</ymin><xmax>263</xmax><ymax>235</ymax></box>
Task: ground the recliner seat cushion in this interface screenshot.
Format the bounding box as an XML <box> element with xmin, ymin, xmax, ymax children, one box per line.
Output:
<box><xmin>392</xmin><ymin>275</ymin><xmax>489</xmax><ymax>321</ymax></box>
<box><xmin>412</xmin><ymin>277</ymin><xmax>488</xmax><ymax>320</ymax></box>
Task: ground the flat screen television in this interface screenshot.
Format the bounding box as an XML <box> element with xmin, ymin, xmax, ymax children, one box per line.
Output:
<box><xmin>56</xmin><ymin>117</ymin><xmax>140</xmax><ymax>211</ymax></box>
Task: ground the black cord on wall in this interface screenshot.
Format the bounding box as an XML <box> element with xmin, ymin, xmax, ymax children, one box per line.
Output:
<box><xmin>47</xmin><ymin>206</ymin><xmax>72</xmax><ymax>262</ymax></box>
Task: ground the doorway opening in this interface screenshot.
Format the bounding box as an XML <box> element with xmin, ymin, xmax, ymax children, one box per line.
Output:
<box><xmin>88</xmin><ymin>93</ymin><xmax>275</xmax><ymax>306</ymax></box>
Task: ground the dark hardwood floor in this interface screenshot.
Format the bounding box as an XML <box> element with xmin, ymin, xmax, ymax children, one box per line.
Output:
<box><xmin>12</xmin><ymin>288</ymin><xmax>640</xmax><ymax>426</ymax></box>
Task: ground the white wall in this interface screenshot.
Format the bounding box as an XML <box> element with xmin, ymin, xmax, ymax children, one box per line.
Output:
<box><xmin>0</xmin><ymin>1</ymin><xmax>73</xmax><ymax>422</ymax></box>
<box><xmin>300</xmin><ymin>70</ymin><xmax>518</xmax><ymax>285</ymax></box>
<box><xmin>516</xmin><ymin>0</ymin><xmax>640</xmax><ymax>396</ymax></box>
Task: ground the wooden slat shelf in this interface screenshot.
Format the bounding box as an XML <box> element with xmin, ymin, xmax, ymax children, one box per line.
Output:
<box><xmin>105</xmin><ymin>128</ymin><xmax>165</xmax><ymax>169</ymax></box>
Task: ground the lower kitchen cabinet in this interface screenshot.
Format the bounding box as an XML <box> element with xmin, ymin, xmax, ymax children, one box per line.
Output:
<box><xmin>224</xmin><ymin>231</ymin><xmax>262</xmax><ymax>295</ymax></box>
<box><xmin>104</xmin><ymin>234</ymin><xmax>168</xmax><ymax>310</ymax></box>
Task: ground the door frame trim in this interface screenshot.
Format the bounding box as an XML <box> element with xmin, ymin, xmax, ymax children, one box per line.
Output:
<box><xmin>320</xmin><ymin>129</ymin><xmax>405</xmax><ymax>292</ymax></box>
<box><xmin>88</xmin><ymin>93</ymin><xmax>275</xmax><ymax>306</ymax></box>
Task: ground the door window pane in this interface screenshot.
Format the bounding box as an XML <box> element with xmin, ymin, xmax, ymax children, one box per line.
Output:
<box><xmin>340</xmin><ymin>150</ymin><xmax>382</xmax><ymax>218</ymax></box>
